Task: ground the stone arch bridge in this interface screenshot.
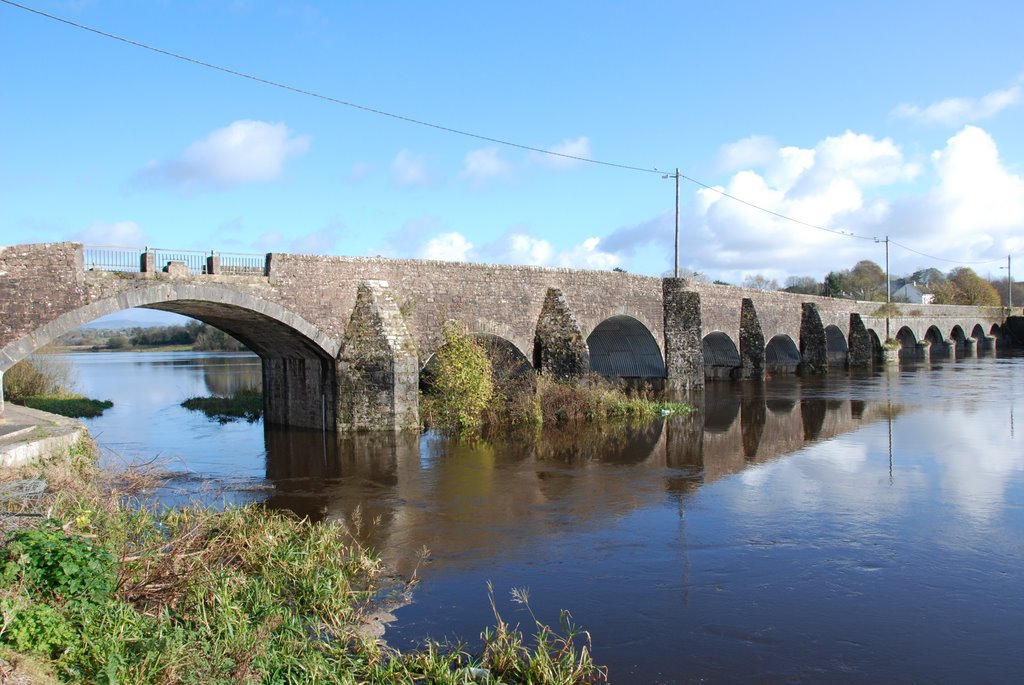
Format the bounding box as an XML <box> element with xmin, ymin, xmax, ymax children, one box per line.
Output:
<box><xmin>0</xmin><ymin>242</ymin><xmax>1012</xmax><ymax>430</ymax></box>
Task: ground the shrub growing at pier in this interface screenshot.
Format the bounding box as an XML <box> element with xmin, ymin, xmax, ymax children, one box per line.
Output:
<box><xmin>421</xmin><ymin>322</ymin><xmax>494</xmax><ymax>433</ymax></box>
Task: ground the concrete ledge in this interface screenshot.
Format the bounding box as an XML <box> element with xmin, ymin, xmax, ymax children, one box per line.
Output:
<box><xmin>0</xmin><ymin>404</ymin><xmax>87</xmax><ymax>468</ymax></box>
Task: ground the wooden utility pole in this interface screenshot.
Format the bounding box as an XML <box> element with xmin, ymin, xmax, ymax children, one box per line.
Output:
<box><xmin>664</xmin><ymin>168</ymin><xmax>681</xmax><ymax>278</ymax></box>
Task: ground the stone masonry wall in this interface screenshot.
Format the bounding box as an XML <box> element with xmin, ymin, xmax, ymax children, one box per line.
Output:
<box><xmin>0</xmin><ymin>243</ymin><xmax>89</xmax><ymax>368</ymax></box>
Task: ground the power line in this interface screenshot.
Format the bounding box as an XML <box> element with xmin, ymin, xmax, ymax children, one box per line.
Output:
<box><xmin>679</xmin><ymin>173</ymin><xmax>876</xmax><ymax>241</ymax></box>
<box><xmin>0</xmin><ymin>0</ymin><xmax>875</xmax><ymax>241</ymax></box>
<box><xmin>0</xmin><ymin>0</ymin><xmax>662</xmax><ymax>176</ymax></box>
<box><xmin>0</xmin><ymin>0</ymin><xmax>1010</xmax><ymax>271</ymax></box>
<box><xmin>888</xmin><ymin>239</ymin><xmax>1004</xmax><ymax>266</ymax></box>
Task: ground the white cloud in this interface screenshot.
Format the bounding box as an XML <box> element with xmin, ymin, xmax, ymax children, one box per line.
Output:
<box><xmin>928</xmin><ymin>126</ymin><xmax>1024</xmax><ymax>233</ymax></box>
<box><xmin>484</xmin><ymin>232</ymin><xmax>555</xmax><ymax>265</ymax></box>
<box><xmin>893</xmin><ymin>77</ymin><xmax>1022</xmax><ymax>127</ymax></box>
<box><xmin>421</xmin><ymin>232</ymin><xmax>474</xmax><ymax>261</ymax></box>
<box><xmin>461</xmin><ymin>147</ymin><xmax>509</xmax><ymax>184</ymax></box>
<box><xmin>716</xmin><ymin>135</ymin><xmax>779</xmax><ymax>172</ymax></box>
<box><xmin>69</xmin><ymin>220</ymin><xmax>145</xmax><ymax>245</ymax></box>
<box><xmin>529</xmin><ymin>136</ymin><xmax>591</xmax><ymax>170</ymax></box>
<box><xmin>137</xmin><ymin>120</ymin><xmax>310</xmax><ymax>191</ymax></box>
<box><xmin>556</xmin><ymin>237</ymin><xmax>621</xmax><ymax>270</ymax></box>
<box><xmin>682</xmin><ymin>125</ymin><xmax>1024</xmax><ymax>281</ymax></box>
<box><xmin>391</xmin><ymin>149</ymin><xmax>431</xmax><ymax>187</ymax></box>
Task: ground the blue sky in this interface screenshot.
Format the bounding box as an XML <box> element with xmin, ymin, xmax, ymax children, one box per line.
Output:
<box><xmin>3</xmin><ymin>0</ymin><xmax>1023</xmax><ymax>286</ymax></box>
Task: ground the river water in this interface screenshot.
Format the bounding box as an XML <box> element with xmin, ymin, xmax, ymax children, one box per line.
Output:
<box><xmin>66</xmin><ymin>350</ymin><xmax>1023</xmax><ymax>684</ymax></box>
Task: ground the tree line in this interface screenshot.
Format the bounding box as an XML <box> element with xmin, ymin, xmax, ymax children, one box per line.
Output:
<box><xmin>57</xmin><ymin>321</ymin><xmax>247</xmax><ymax>352</ymax></box>
<box><xmin>735</xmin><ymin>261</ymin><xmax>1020</xmax><ymax>307</ymax></box>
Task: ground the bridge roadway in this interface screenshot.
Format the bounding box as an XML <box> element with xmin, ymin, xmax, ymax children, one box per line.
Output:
<box><xmin>0</xmin><ymin>242</ymin><xmax>1012</xmax><ymax>430</ymax></box>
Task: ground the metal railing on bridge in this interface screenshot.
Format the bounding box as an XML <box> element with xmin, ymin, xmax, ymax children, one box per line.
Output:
<box><xmin>82</xmin><ymin>245</ymin><xmax>268</xmax><ymax>276</ymax></box>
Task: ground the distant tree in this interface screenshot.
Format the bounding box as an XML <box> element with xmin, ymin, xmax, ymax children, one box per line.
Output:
<box><xmin>823</xmin><ymin>271</ymin><xmax>843</xmax><ymax>298</ymax></box>
<box><xmin>712</xmin><ymin>279</ymin><xmax>731</xmax><ymax>286</ymax></box>
<box><xmin>612</xmin><ymin>267</ymin><xmax>627</xmax><ymax>273</ymax></box>
<box><xmin>986</xmin><ymin>276</ymin><xmax>1024</xmax><ymax>307</ymax></box>
<box><xmin>742</xmin><ymin>274</ymin><xmax>780</xmax><ymax>291</ymax></box>
<box><xmin>909</xmin><ymin>267</ymin><xmax>946</xmax><ymax>288</ymax></box>
<box><xmin>784</xmin><ymin>276</ymin><xmax>822</xmax><ymax>296</ymax></box>
<box><xmin>944</xmin><ymin>267</ymin><xmax>1001</xmax><ymax>306</ymax></box>
<box><xmin>847</xmin><ymin>260</ymin><xmax>887</xmax><ymax>301</ymax></box>
<box><xmin>678</xmin><ymin>268</ymin><xmax>709</xmax><ymax>283</ymax></box>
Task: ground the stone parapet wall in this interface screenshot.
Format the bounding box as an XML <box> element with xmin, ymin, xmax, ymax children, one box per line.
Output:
<box><xmin>266</xmin><ymin>252</ymin><xmax>665</xmax><ymax>362</ymax></box>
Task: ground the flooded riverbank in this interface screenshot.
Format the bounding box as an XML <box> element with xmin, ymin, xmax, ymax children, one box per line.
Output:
<box><xmin>67</xmin><ymin>350</ymin><xmax>1024</xmax><ymax>683</ymax></box>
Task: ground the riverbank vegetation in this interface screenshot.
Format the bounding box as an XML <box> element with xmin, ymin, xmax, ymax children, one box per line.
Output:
<box><xmin>0</xmin><ymin>441</ymin><xmax>607</xmax><ymax>684</ymax></box>
<box><xmin>1</xmin><ymin>354</ymin><xmax>112</xmax><ymax>419</ymax></box>
<box><xmin>181</xmin><ymin>388</ymin><xmax>263</xmax><ymax>423</ymax></box>
<box><xmin>422</xmin><ymin>324</ymin><xmax>692</xmax><ymax>434</ymax></box>
<box><xmin>55</xmin><ymin>321</ymin><xmax>247</xmax><ymax>353</ymax></box>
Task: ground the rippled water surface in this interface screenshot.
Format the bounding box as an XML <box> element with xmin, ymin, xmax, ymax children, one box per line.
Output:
<box><xmin>70</xmin><ymin>350</ymin><xmax>1024</xmax><ymax>683</ymax></box>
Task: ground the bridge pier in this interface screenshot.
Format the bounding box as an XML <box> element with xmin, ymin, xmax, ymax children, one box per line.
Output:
<box><xmin>336</xmin><ymin>281</ymin><xmax>419</xmax><ymax>431</ymax></box>
<box><xmin>797</xmin><ymin>303</ymin><xmax>828</xmax><ymax>375</ymax></box>
<box><xmin>961</xmin><ymin>338</ymin><xmax>977</xmax><ymax>357</ymax></box>
<box><xmin>934</xmin><ymin>340</ymin><xmax>955</xmax><ymax>358</ymax></box>
<box><xmin>663</xmin><ymin>279</ymin><xmax>704</xmax><ymax>393</ymax></box>
<box><xmin>916</xmin><ymin>341</ymin><xmax>932</xmax><ymax>360</ymax></box>
<box><xmin>979</xmin><ymin>336</ymin><xmax>997</xmax><ymax>354</ymax></box>
<box><xmin>263</xmin><ymin>357</ymin><xmax>336</xmax><ymax>430</ymax></box>
<box><xmin>533</xmin><ymin>288</ymin><xmax>590</xmax><ymax>379</ymax></box>
<box><xmin>847</xmin><ymin>314</ymin><xmax>873</xmax><ymax>368</ymax></box>
<box><xmin>739</xmin><ymin>298</ymin><xmax>765</xmax><ymax>379</ymax></box>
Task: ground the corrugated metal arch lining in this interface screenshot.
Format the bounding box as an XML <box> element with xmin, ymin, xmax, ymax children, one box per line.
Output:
<box><xmin>587</xmin><ymin>315</ymin><xmax>666</xmax><ymax>378</ymax></box>
<box><xmin>824</xmin><ymin>325</ymin><xmax>848</xmax><ymax>353</ymax></box>
<box><xmin>702</xmin><ymin>332</ymin><xmax>741</xmax><ymax>367</ymax></box>
<box><xmin>765</xmin><ymin>334</ymin><xmax>800</xmax><ymax>364</ymax></box>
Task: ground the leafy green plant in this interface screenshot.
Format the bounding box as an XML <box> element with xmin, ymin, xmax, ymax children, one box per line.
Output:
<box><xmin>422</xmin><ymin>322</ymin><xmax>494</xmax><ymax>432</ymax></box>
<box><xmin>1</xmin><ymin>522</ymin><xmax>115</xmax><ymax>604</ymax></box>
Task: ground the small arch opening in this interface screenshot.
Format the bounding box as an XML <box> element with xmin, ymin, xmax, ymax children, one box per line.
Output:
<box><xmin>702</xmin><ymin>332</ymin><xmax>741</xmax><ymax>380</ymax></box>
<box><xmin>765</xmin><ymin>334</ymin><xmax>800</xmax><ymax>375</ymax></box>
<box><xmin>824</xmin><ymin>325</ymin><xmax>849</xmax><ymax>366</ymax></box>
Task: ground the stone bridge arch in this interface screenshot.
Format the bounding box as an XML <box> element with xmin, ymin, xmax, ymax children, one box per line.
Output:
<box><xmin>0</xmin><ymin>283</ymin><xmax>339</xmax><ymax>371</ymax></box>
<box><xmin>0</xmin><ymin>283</ymin><xmax>342</xmax><ymax>430</ymax></box>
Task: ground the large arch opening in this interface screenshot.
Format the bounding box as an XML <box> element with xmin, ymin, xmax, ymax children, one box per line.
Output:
<box><xmin>702</xmin><ymin>332</ymin><xmax>741</xmax><ymax>380</ymax></box>
<box><xmin>765</xmin><ymin>334</ymin><xmax>801</xmax><ymax>375</ymax></box>
<box><xmin>1</xmin><ymin>286</ymin><xmax>340</xmax><ymax>432</ymax></box>
<box><xmin>971</xmin><ymin>324</ymin><xmax>986</xmax><ymax>340</ymax></box>
<box><xmin>824</xmin><ymin>325</ymin><xmax>849</xmax><ymax>367</ymax></box>
<box><xmin>587</xmin><ymin>315</ymin><xmax>666</xmax><ymax>382</ymax></box>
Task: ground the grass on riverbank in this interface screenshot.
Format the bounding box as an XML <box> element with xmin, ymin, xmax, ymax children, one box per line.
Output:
<box><xmin>0</xmin><ymin>441</ymin><xmax>607</xmax><ymax>684</ymax></box>
<box><xmin>181</xmin><ymin>389</ymin><xmax>263</xmax><ymax>423</ymax></box>
<box><xmin>14</xmin><ymin>395</ymin><xmax>113</xmax><ymax>419</ymax></box>
<box><xmin>3</xmin><ymin>354</ymin><xmax>113</xmax><ymax>418</ymax></box>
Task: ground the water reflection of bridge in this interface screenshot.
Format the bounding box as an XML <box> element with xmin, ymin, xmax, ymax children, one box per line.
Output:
<box><xmin>262</xmin><ymin>386</ymin><xmax>896</xmax><ymax>575</ymax></box>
